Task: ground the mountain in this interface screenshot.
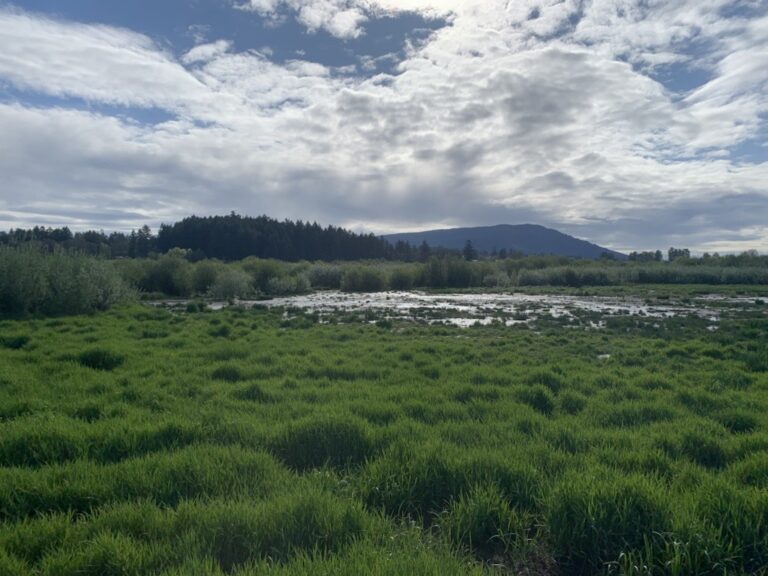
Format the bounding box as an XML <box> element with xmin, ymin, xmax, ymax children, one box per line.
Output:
<box><xmin>384</xmin><ymin>224</ymin><xmax>626</xmax><ymax>260</ymax></box>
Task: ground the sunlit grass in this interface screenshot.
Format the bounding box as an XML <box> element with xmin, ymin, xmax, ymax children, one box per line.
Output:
<box><xmin>0</xmin><ymin>300</ymin><xmax>766</xmax><ymax>574</ymax></box>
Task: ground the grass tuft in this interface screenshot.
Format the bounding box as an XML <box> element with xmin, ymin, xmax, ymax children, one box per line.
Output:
<box><xmin>77</xmin><ymin>349</ymin><xmax>125</xmax><ymax>371</ymax></box>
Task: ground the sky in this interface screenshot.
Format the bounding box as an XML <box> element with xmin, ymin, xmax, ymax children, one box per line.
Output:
<box><xmin>0</xmin><ymin>0</ymin><xmax>767</xmax><ymax>253</ymax></box>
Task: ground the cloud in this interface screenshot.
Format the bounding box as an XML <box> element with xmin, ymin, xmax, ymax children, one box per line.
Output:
<box><xmin>182</xmin><ymin>40</ymin><xmax>233</xmax><ymax>64</ymax></box>
<box><xmin>236</xmin><ymin>0</ymin><xmax>465</xmax><ymax>38</ymax></box>
<box><xmin>0</xmin><ymin>8</ymin><xmax>210</xmax><ymax>111</ymax></box>
<box><xmin>237</xmin><ymin>0</ymin><xmax>370</xmax><ymax>38</ymax></box>
<box><xmin>0</xmin><ymin>3</ymin><xmax>766</xmax><ymax>252</ymax></box>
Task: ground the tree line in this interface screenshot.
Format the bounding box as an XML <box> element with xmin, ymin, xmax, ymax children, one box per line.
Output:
<box><xmin>0</xmin><ymin>214</ymin><xmax>463</xmax><ymax>262</ymax></box>
<box><xmin>1</xmin><ymin>215</ymin><xmax>766</xmax><ymax>269</ymax></box>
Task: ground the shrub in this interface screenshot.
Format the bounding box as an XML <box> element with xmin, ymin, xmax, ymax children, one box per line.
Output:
<box><xmin>482</xmin><ymin>271</ymin><xmax>511</xmax><ymax>288</ymax></box>
<box><xmin>191</xmin><ymin>260</ymin><xmax>222</xmax><ymax>294</ymax></box>
<box><xmin>0</xmin><ymin>246</ymin><xmax>132</xmax><ymax>316</ymax></box>
<box><xmin>138</xmin><ymin>253</ymin><xmax>192</xmax><ymax>296</ymax></box>
<box><xmin>267</xmin><ymin>274</ymin><xmax>311</xmax><ymax>296</ymax></box>
<box><xmin>209</xmin><ymin>269</ymin><xmax>252</xmax><ymax>299</ymax></box>
<box><xmin>388</xmin><ymin>267</ymin><xmax>416</xmax><ymax>290</ymax></box>
<box><xmin>308</xmin><ymin>265</ymin><xmax>343</xmax><ymax>289</ymax></box>
<box><xmin>340</xmin><ymin>267</ymin><xmax>386</xmax><ymax>292</ymax></box>
<box><xmin>240</xmin><ymin>258</ymin><xmax>285</xmax><ymax>293</ymax></box>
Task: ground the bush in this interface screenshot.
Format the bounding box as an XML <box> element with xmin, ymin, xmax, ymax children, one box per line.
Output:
<box><xmin>0</xmin><ymin>246</ymin><xmax>132</xmax><ymax>316</ymax></box>
<box><xmin>389</xmin><ymin>267</ymin><xmax>416</xmax><ymax>290</ymax></box>
<box><xmin>308</xmin><ymin>265</ymin><xmax>343</xmax><ymax>289</ymax></box>
<box><xmin>240</xmin><ymin>258</ymin><xmax>285</xmax><ymax>293</ymax></box>
<box><xmin>341</xmin><ymin>267</ymin><xmax>386</xmax><ymax>292</ymax></box>
<box><xmin>191</xmin><ymin>260</ymin><xmax>222</xmax><ymax>294</ymax></box>
<box><xmin>482</xmin><ymin>271</ymin><xmax>511</xmax><ymax>288</ymax></box>
<box><xmin>267</xmin><ymin>274</ymin><xmax>311</xmax><ymax>296</ymax></box>
<box><xmin>137</xmin><ymin>252</ymin><xmax>192</xmax><ymax>296</ymax></box>
<box><xmin>209</xmin><ymin>269</ymin><xmax>252</xmax><ymax>299</ymax></box>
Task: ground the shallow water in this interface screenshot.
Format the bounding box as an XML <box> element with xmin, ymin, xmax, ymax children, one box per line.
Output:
<box><xmin>151</xmin><ymin>290</ymin><xmax>758</xmax><ymax>328</ymax></box>
<box><xmin>257</xmin><ymin>291</ymin><xmax>725</xmax><ymax>327</ymax></box>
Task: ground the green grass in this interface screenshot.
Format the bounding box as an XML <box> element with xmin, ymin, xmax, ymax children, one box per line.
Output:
<box><xmin>0</xmin><ymin>297</ymin><xmax>767</xmax><ymax>574</ymax></box>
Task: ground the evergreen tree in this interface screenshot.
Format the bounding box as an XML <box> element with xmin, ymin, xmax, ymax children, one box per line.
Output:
<box><xmin>462</xmin><ymin>240</ymin><xmax>477</xmax><ymax>261</ymax></box>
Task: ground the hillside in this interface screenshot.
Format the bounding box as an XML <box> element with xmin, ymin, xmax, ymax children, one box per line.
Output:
<box><xmin>385</xmin><ymin>224</ymin><xmax>626</xmax><ymax>260</ymax></box>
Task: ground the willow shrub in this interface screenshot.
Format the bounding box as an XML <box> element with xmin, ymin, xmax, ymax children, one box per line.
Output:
<box><xmin>0</xmin><ymin>246</ymin><xmax>131</xmax><ymax>316</ymax></box>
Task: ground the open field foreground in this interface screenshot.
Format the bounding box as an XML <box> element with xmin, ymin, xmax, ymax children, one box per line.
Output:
<box><xmin>1</xmin><ymin>294</ymin><xmax>767</xmax><ymax>575</ymax></box>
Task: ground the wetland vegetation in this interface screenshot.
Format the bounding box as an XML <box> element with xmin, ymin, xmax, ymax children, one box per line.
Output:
<box><xmin>1</xmin><ymin>271</ymin><xmax>767</xmax><ymax>574</ymax></box>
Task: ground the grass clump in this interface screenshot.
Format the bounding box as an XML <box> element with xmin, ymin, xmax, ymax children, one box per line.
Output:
<box><xmin>439</xmin><ymin>484</ymin><xmax>531</xmax><ymax>558</ymax></box>
<box><xmin>516</xmin><ymin>386</ymin><xmax>555</xmax><ymax>415</ymax></box>
<box><xmin>547</xmin><ymin>473</ymin><xmax>671</xmax><ymax>573</ymax></box>
<box><xmin>211</xmin><ymin>365</ymin><xmax>243</xmax><ymax>382</ymax></box>
<box><xmin>0</xmin><ymin>335</ymin><xmax>30</xmax><ymax>350</ymax></box>
<box><xmin>77</xmin><ymin>348</ymin><xmax>125</xmax><ymax>371</ymax></box>
<box><xmin>178</xmin><ymin>489</ymin><xmax>372</xmax><ymax>571</ymax></box>
<box><xmin>360</xmin><ymin>444</ymin><xmax>540</xmax><ymax>521</ymax></box>
<box><xmin>715</xmin><ymin>409</ymin><xmax>758</xmax><ymax>434</ymax></box>
<box><xmin>271</xmin><ymin>416</ymin><xmax>376</xmax><ymax>471</ymax></box>
<box><xmin>680</xmin><ymin>430</ymin><xmax>729</xmax><ymax>469</ymax></box>
<box><xmin>232</xmin><ymin>382</ymin><xmax>273</xmax><ymax>403</ymax></box>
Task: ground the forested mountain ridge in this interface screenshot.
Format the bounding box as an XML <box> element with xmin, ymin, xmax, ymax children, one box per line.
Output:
<box><xmin>156</xmin><ymin>214</ymin><xmax>388</xmax><ymax>261</ymax></box>
<box><xmin>0</xmin><ymin>214</ymin><xmax>390</xmax><ymax>261</ymax></box>
<box><xmin>385</xmin><ymin>224</ymin><xmax>626</xmax><ymax>260</ymax></box>
<box><xmin>3</xmin><ymin>217</ymin><xmax>625</xmax><ymax>261</ymax></box>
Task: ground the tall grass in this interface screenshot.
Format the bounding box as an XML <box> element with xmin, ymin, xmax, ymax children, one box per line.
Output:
<box><xmin>0</xmin><ymin>300</ymin><xmax>766</xmax><ymax>573</ymax></box>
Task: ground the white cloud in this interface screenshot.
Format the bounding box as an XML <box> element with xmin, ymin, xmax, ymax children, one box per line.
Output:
<box><xmin>0</xmin><ymin>8</ymin><xmax>209</xmax><ymax>111</ymax></box>
<box><xmin>182</xmin><ymin>40</ymin><xmax>233</xmax><ymax>64</ymax></box>
<box><xmin>0</xmin><ymin>3</ymin><xmax>766</xmax><ymax>251</ymax></box>
<box><xmin>237</xmin><ymin>0</ymin><xmax>369</xmax><ymax>38</ymax></box>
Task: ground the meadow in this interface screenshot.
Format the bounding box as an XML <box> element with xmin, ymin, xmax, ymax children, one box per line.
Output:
<box><xmin>0</xmin><ymin>292</ymin><xmax>767</xmax><ymax>575</ymax></box>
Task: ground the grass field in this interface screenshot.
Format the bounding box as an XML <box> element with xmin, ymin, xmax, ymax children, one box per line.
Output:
<box><xmin>1</xmin><ymin>293</ymin><xmax>767</xmax><ymax>575</ymax></box>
